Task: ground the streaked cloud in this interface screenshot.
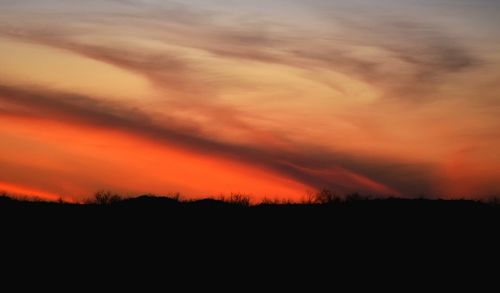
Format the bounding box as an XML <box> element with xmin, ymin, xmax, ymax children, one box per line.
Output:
<box><xmin>1</xmin><ymin>83</ymin><xmax>435</xmax><ymax>196</ymax></box>
<box><xmin>1</xmin><ymin>0</ymin><xmax>499</xmax><ymax>199</ymax></box>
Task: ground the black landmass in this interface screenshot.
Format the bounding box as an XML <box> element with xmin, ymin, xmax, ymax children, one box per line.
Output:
<box><xmin>2</xmin><ymin>192</ymin><xmax>500</xmax><ymax>230</ymax></box>
<box><xmin>2</xmin><ymin>192</ymin><xmax>499</xmax><ymax>266</ymax></box>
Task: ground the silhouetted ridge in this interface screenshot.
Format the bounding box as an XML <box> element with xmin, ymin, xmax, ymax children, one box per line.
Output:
<box><xmin>119</xmin><ymin>195</ymin><xmax>181</xmax><ymax>206</ymax></box>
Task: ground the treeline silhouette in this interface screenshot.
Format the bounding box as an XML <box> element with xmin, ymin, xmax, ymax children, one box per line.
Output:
<box><xmin>3</xmin><ymin>188</ymin><xmax>500</xmax><ymax>205</ymax></box>
<box><xmin>2</xmin><ymin>188</ymin><xmax>500</xmax><ymax>212</ymax></box>
<box><xmin>2</xmin><ymin>189</ymin><xmax>500</xmax><ymax>251</ymax></box>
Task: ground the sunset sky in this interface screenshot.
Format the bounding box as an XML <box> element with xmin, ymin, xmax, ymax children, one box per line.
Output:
<box><xmin>1</xmin><ymin>0</ymin><xmax>500</xmax><ymax>201</ymax></box>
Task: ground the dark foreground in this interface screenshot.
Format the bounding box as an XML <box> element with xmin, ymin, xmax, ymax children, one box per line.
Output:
<box><xmin>2</xmin><ymin>194</ymin><xmax>500</xmax><ymax>231</ymax></box>
<box><xmin>2</xmin><ymin>194</ymin><xmax>499</xmax><ymax>273</ymax></box>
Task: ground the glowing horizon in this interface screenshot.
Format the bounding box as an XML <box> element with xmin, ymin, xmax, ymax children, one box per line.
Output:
<box><xmin>1</xmin><ymin>0</ymin><xmax>500</xmax><ymax>201</ymax></box>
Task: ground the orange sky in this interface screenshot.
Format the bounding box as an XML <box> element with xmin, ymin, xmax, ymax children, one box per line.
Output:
<box><xmin>1</xmin><ymin>0</ymin><xmax>500</xmax><ymax>201</ymax></box>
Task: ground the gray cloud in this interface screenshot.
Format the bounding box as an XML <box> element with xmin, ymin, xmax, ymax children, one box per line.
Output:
<box><xmin>0</xmin><ymin>84</ymin><xmax>437</xmax><ymax>196</ymax></box>
<box><xmin>0</xmin><ymin>1</ymin><xmax>481</xmax><ymax>101</ymax></box>
<box><xmin>1</xmin><ymin>1</ymin><xmax>464</xmax><ymax>196</ymax></box>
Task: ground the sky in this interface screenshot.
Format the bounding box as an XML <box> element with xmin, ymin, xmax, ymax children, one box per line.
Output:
<box><xmin>1</xmin><ymin>0</ymin><xmax>500</xmax><ymax>201</ymax></box>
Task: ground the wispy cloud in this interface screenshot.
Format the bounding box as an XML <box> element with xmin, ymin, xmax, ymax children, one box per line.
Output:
<box><xmin>0</xmin><ymin>0</ymin><xmax>499</xmax><ymax>198</ymax></box>
<box><xmin>0</xmin><ymin>0</ymin><xmax>482</xmax><ymax>102</ymax></box>
<box><xmin>0</xmin><ymin>83</ymin><xmax>438</xmax><ymax>195</ymax></box>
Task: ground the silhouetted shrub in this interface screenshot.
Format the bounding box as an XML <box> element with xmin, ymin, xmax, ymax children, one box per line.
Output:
<box><xmin>261</xmin><ymin>198</ymin><xmax>280</xmax><ymax>205</ymax></box>
<box><xmin>170</xmin><ymin>192</ymin><xmax>182</xmax><ymax>202</ymax></box>
<box><xmin>315</xmin><ymin>188</ymin><xmax>342</xmax><ymax>204</ymax></box>
<box><xmin>226</xmin><ymin>193</ymin><xmax>251</xmax><ymax>206</ymax></box>
<box><xmin>488</xmin><ymin>196</ymin><xmax>500</xmax><ymax>206</ymax></box>
<box><xmin>301</xmin><ymin>192</ymin><xmax>317</xmax><ymax>204</ymax></box>
<box><xmin>90</xmin><ymin>190</ymin><xmax>123</xmax><ymax>205</ymax></box>
<box><xmin>0</xmin><ymin>192</ymin><xmax>11</xmax><ymax>203</ymax></box>
<box><xmin>261</xmin><ymin>198</ymin><xmax>294</xmax><ymax>205</ymax></box>
<box><xmin>345</xmin><ymin>192</ymin><xmax>367</xmax><ymax>202</ymax></box>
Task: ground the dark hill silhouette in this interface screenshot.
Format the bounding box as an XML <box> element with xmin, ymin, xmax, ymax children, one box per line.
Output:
<box><xmin>1</xmin><ymin>191</ymin><xmax>499</xmax><ymax>224</ymax></box>
<box><xmin>2</xmin><ymin>190</ymin><xmax>499</xmax><ymax>269</ymax></box>
<box><xmin>118</xmin><ymin>195</ymin><xmax>182</xmax><ymax>207</ymax></box>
